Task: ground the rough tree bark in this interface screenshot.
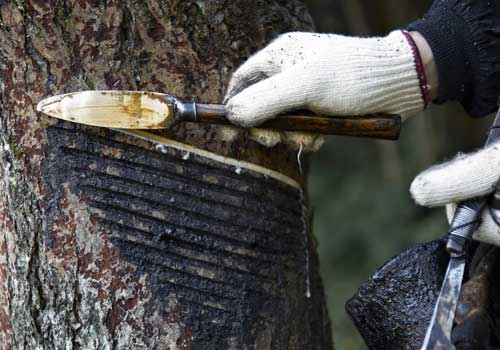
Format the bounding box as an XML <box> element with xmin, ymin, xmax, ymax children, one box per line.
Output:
<box><xmin>0</xmin><ymin>1</ymin><xmax>332</xmax><ymax>349</ymax></box>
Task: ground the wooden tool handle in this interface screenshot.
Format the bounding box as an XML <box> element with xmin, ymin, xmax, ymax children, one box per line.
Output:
<box><xmin>195</xmin><ymin>103</ymin><xmax>401</xmax><ymax>140</ymax></box>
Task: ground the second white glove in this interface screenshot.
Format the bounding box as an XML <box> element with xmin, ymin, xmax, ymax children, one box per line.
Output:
<box><xmin>411</xmin><ymin>141</ymin><xmax>500</xmax><ymax>246</ymax></box>
<box><xmin>225</xmin><ymin>31</ymin><xmax>427</xmax><ymax>127</ymax></box>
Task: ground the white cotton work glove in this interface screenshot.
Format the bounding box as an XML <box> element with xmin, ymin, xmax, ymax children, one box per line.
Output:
<box><xmin>410</xmin><ymin>141</ymin><xmax>500</xmax><ymax>247</ymax></box>
<box><xmin>224</xmin><ymin>30</ymin><xmax>427</xmax><ymax>127</ymax></box>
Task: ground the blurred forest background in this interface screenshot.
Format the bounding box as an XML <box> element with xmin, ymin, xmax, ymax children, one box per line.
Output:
<box><xmin>303</xmin><ymin>0</ymin><xmax>496</xmax><ymax>348</ymax></box>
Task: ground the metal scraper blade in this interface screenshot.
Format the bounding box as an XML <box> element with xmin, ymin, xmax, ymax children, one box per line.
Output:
<box><xmin>420</xmin><ymin>257</ymin><xmax>465</xmax><ymax>350</ymax></box>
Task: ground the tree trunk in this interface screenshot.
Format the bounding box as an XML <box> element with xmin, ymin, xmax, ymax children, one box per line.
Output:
<box><xmin>0</xmin><ymin>1</ymin><xmax>332</xmax><ymax>349</ymax></box>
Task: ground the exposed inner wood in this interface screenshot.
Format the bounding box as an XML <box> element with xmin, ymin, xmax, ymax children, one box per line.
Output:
<box><xmin>38</xmin><ymin>91</ymin><xmax>175</xmax><ymax>129</ymax></box>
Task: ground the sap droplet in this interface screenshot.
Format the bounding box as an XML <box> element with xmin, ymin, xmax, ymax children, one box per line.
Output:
<box><xmin>155</xmin><ymin>144</ymin><xmax>168</xmax><ymax>154</ymax></box>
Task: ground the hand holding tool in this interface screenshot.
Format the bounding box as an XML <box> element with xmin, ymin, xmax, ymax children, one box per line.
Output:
<box><xmin>224</xmin><ymin>30</ymin><xmax>428</xmax><ymax>127</ymax></box>
<box><xmin>411</xmin><ymin>104</ymin><xmax>500</xmax><ymax>246</ymax></box>
<box><xmin>37</xmin><ymin>90</ymin><xmax>401</xmax><ymax>140</ymax></box>
<box><xmin>420</xmin><ymin>107</ymin><xmax>500</xmax><ymax>350</ymax></box>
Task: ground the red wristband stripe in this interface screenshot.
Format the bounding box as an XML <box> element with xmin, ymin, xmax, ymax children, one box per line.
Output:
<box><xmin>402</xmin><ymin>31</ymin><xmax>431</xmax><ymax>109</ymax></box>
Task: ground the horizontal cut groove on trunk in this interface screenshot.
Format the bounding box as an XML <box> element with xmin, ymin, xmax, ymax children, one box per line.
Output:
<box><xmin>93</xmin><ymin>208</ymin><xmax>304</xmax><ymax>260</ymax></box>
<box><xmin>80</xmin><ymin>179</ymin><xmax>292</xmax><ymax>235</ymax></box>
<box><xmin>60</xmin><ymin>139</ymin><xmax>304</xmax><ymax>218</ymax></box>
<box><xmin>145</xmin><ymin>249</ymin><xmax>279</xmax><ymax>301</ymax></box>
<box><xmin>176</xmin><ymin>297</ymin><xmax>235</xmax><ymax>315</ymax></box>
<box><xmin>156</xmin><ymin>279</ymin><xmax>238</xmax><ymax>309</ymax></box>
<box><xmin>155</xmin><ymin>271</ymin><xmax>240</xmax><ymax>302</ymax></box>
<box><xmin>157</xmin><ymin>280</ymin><xmax>246</xmax><ymax>313</ymax></box>
<box><xmin>80</xmin><ymin>182</ymin><xmax>299</xmax><ymax>239</ymax></box>
<box><xmin>111</xmin><ymin>234</ymin><xmax>279</xmax><ymax>282</ymax></box>
<box><xmin>77</xmin><ymin>171</ymin><xmax>301</xmax><ymax>228</ymax></box>
<box><xmin>142</xmin><ymin>260</ymin><xmax>275</xmax><ymax>308</ymax></box>
<box><xmin>119</xmin><ymin>244</ymin><xmax>279</xmax><ymax>298</ymax></box>
<box><xmin>106</xmin><ymin>229</ymin><xmax>287</xmax><ymax>279</ymax></box>
<box><xmin>88</xmin><ymin>200</ymin><xmax>304</xmax><ymax>255</ymax></box>
<box><xmin>99</xmin><ymin>218</ymin><xmax>305</xmax><ymax>268</ymax></box>
<box><xmin>51</xmin><ymin>125</ymin><xmax>302</xmax><ymax>211</ymax></box>
<box><xmin>108</xmin><ymin>128</ymin><xmax>302</xmax><ymax>197</ymax></box>
<box><xmin>82</xmin><ymin>166</ymin><xmax>301</xmax><ymax>226</ymax></box>
<box><xmin>64</xmin><ymin>144</ymin><xmax>302</xmax><ymax>215</ymax></box>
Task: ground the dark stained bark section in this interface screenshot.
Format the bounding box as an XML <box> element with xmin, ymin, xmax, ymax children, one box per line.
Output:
<box><xmin>0</xmin><ymin>0</ymin><xmax>331</xmax><ymax>349</ymax></box>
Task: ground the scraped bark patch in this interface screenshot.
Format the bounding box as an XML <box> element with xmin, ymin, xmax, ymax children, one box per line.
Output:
<box><xmin>38</xmin><ymin>123</ymin><xmax>331</xmax><ymax>348</ymax></box>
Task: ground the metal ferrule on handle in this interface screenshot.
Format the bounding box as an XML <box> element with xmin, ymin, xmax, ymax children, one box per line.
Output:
<box><xmin>167</xmin><ymin>96</ymin><xmax>199</xmax><ymax>123</ymax></box>
<box><xmin>446</xmin><ymin>200</ymin><xmax>485</xmax><ymax>257</ymax></box>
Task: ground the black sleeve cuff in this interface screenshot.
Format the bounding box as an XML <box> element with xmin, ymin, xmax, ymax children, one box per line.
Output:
<box><xmin>408</xmin><ymin>0</ymin><xmax>500</xmax><ymax>117</ymax></box>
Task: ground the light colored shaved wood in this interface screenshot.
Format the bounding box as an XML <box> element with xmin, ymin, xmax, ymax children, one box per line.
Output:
<box><xmin>37</xmin><ymin>91</ymin><xmax>174</xmax><ymax>129</ymax></box>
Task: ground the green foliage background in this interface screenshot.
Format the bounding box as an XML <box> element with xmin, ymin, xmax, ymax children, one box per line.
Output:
<box><xmin>303</xmin><ymin>0</ymin><xmax>496</xmax><ymax>348</ymax></box>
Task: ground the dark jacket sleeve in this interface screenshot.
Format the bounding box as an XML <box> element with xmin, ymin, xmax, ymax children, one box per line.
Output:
<box><xmin>408</xmin><ymin>0</ymin><xmax>500</xmax><ymax>117</ymax></box>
